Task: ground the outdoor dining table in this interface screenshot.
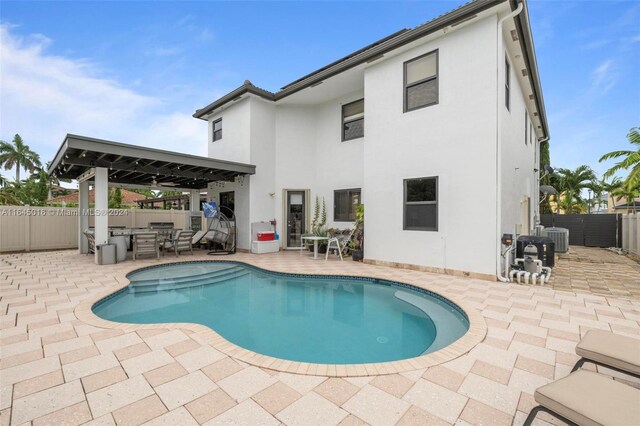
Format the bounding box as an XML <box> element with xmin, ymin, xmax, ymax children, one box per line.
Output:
<box><xmin>301</xmin><ymin>235</ymin><xmax>329</xmax><ymax>260</ymax></box>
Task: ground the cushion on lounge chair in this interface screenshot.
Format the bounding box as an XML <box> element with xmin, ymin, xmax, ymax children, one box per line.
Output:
<box><xmin>534</xmin><ymin>370</ymin><xmax>640</xmax><ymax>426</ymax></box>
<box><xmin>576</xmin><ymin>330</ymin><xmax>640</xmax><ymax>375</ymax></box>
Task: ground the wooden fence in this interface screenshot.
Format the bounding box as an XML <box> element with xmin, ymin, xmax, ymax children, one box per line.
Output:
<box><xmin>622</xmin><ymin>213</ymin><xmax>639</xmax><ymax>256</ymax></box>
<box><xmin>0</xmin><ymin>206</ymin><xmax>193</xmax><ymax>253</ymax></box>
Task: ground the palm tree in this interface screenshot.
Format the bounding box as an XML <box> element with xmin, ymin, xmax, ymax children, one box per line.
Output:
<box><xmin>0</xmin><ymin>174</ymin><xmax>5</xmax><ymax>187</ymax></box>
<box><xmin>600</xmin><ymin>127</ymin><xmax>640</xmax><ymax>187</ymax></box>
<box><xmin>611</xmin><ymin>181</ymin><xmax>640</xmax><ymax>213</ymax></box>
<box><xmin>554</xmin><ymin>165</ymin><xmax>597</xmax><ymax>214</ymax></box>
<box><xmin>0</xmin><ymin>134</ymin><xmax>42</xmax><ymax>182</ymax></box>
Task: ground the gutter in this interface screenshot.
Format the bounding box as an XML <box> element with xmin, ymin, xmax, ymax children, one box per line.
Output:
<box><xmin>496</xmin><ymin>0</ymin><xmax>524</xmax><ymax>283</ymax></box>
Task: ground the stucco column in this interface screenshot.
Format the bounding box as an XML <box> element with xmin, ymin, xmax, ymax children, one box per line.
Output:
<box><xmin>94</xmin><ymin>167</ymin><xmax>109</xmax><ymax>264</ymax></box>
<box><xmin>189</xmin><ymin>189</ymin><xmax>200</xmax><ymax>230</ymax></box>
<box><xmin>190</xmin><ymin>190</ymin><xmax>200</xmax><ymax>213</ymax></box>
<box><xmin>78</xmin><ymin>180</ymin><xmax>89</xmax><ymax>254</ymax></box>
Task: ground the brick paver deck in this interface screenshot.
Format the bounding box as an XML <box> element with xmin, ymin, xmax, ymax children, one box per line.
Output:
<box><xmin>1</xmin><ymin>250</ymin><xmax>639</xmax><ymax>426</ymax></box>
<box><xmin>548</xmin><ymin>246</ymin><xmax>640</xmax><ymax>298</ymax></box>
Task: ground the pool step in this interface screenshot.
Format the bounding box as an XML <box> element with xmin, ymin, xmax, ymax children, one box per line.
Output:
<box><xmin>130</xmin><ymin>266</ymin><xmax>249</xmax><ymax>293</ymax></box>
<box><xmin>129</xmin><ymin>264</ymin><xmax>241</xmax><ymax>285</ymax></box>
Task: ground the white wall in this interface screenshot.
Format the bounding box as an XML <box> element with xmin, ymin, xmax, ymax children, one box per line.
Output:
<box><xmin>208</xmin><ymin>98</ymin><xmax>251</xmax><ymax>163</ymax></box>
<box><xmin>201</xmin><ymin>9</ymin><xmax>543</xmax><ymax>277</ymax></box>
<box><xmin>499</xmin><ymin>30</ymin><xmax>538</xmax><ymax>239</ymax></box>
<box><xmin>363</xmin><ymin>14</ymin><xmax>499</xmax><ymax>275</ymax></box>
<box><xmin>272</xmin><ymin>104</ymin><xmax>318</xmax><ymax>245</ymax></box>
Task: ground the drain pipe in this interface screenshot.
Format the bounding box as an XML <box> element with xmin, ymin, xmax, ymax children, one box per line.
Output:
<box><xmin>496</xmin><ymin>1</ymin><xmax>524</xmax><ymax>282</ymax></box>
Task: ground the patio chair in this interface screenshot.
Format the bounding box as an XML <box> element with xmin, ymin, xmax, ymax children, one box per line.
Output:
<box><xmin>163</xmin><ymin>230</ymin><xmax>194</xmax><ymax>257</ymax></box>
<box><xmin>133</xmin><ymin>232</ymin><xmax>160</xmax><ymax>260</ymax></box>
<box><xmin>523</xmin><ymin>370</ymin><xmax>640</xmax><ymax>426</ymax></box>
<box><xmin>570</xmin><ymin>329</ymin><xmax>640</xmax><ymax>378</ymax></box>
<box><xmin>325</xmin><ymin>229</ymin><xmax>355</xmax><ymax>261</ymax></box>
<box><xmin>83</xmin><ymin>230</ymin><xmax>96</xmax><ymax>254</ymax></box>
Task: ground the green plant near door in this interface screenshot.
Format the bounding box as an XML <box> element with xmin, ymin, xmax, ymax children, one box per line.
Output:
<box><xmin>311</xmin><ymin>195</ymin><xmax>327</xmax><ymax>236</ymax></box>
<box><xmin>350</xmin><ymin>204</ymin><xmax>365</xmax><ymax>261</ymax></box>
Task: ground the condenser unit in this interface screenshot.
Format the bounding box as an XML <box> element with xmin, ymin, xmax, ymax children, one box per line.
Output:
<box><xmin>542</xmin><ymin>227</ymin><xmax>569</xmax><ymax>253</ymax></box>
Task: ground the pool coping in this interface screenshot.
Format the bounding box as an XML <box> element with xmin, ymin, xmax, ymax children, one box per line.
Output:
<box><xmin>75</xmin><ymin>259</ymin><xmax>487</xmax><ymax>377</ymax></box>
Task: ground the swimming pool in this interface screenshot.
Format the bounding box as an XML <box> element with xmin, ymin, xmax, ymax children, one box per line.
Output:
<box><xmin>93</xmin><ymin>262</ymin><xmax>469</xmax><ymax>364</ymax></box>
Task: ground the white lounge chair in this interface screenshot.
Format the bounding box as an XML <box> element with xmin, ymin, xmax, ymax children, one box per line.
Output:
<box><xmin>571</xmin><ymin>329</ymin><xmax>640</xmax><ymax>378</ymax></box>
<box><xmin>524</xmin><ymin>370</ymin><xmax>640</xmax><ymax>426</ymax></box>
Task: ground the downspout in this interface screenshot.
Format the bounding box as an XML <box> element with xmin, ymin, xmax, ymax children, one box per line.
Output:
<box><xmin>496</xmin><ymin>1</ymin><xmax>524</xmax><ymax>282</ymax></box>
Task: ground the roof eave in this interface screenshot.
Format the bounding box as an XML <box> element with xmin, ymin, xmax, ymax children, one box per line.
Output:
<box><xmin>510</xmin><ymin>0</ymin><xmax>549</xmax><ymax>140</ymax></box>
<box><xmin>193</xmin><ymin>84</ymin><xmax>275</xmax><ymax>120</ymax></box>
<box><xmin>194</xmin><ymin>0</ymin><xmax>504</xmax><ymax>116</ymax></box>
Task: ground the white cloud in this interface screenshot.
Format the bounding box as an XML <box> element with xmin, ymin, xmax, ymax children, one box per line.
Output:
<box><xmin>590</xmin><ymin>59</ymin><xmax>616</xmax><ymax>94</ymax></box>
<box><xmin>0</xmin><ymin>24</ymin><xmax>207</xmax><ymax>176</ymax></box>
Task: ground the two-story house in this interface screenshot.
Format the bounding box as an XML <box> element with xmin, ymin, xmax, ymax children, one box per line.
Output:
<box><xmin>194</xmin><ymin>0</ymin><xmax>549</xmax><ymax>280</ymax></box>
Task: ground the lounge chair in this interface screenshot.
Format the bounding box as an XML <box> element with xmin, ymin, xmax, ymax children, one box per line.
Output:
<box><xmin>524</xmin><ymin>370</ymin><xmax>640</xmax><ymax>426</ymax></box>
<box><xmin>133</xmin><ymin>232</ymin><xmax>160</xmax><ymax>260</ymax></box>
<box><xmin>164</xmin><ymin>230</ymin><xmax>194</xmax><ymax>257</ymax></box>
<box><xmin>571</xmin><ymin>330</ymin><xmax>640</xmax><ymax>378</ymax></box>
<box><xmin>83</xmin><ymin>230</ymin><xmax>96</xmax><ymax>254</ymax></box>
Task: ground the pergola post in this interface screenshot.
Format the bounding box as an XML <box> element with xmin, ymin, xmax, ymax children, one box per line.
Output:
<box><xmin>78</xmin><ymin>180</ymin><xmax>89</xmax><ymax>254</ymax></box>
<box><xmin>190</xmin><ymin>190</ymin><xmax>200</xmax><ymax>213</ymax></box>
<box><xmin>190</xmin><ymin>190</ymin><xmax>200</xmax><ymax>230</ymax></box>
<box><xmin>94</xmin><ymin>167</ymin><xmax>109</xmax><ymax>264</ymax></box>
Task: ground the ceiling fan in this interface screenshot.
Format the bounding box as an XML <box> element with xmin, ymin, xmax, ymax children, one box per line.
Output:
<box><xmin>151</xmin><ymin>177</ymin><xmax>179</xmax><ymax>187</ymax></box>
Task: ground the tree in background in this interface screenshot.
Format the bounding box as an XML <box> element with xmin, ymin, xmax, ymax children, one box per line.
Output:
<box><xmin>600</xmin><ymin>127</ymin><xmax>640</xmax><ymax>188</ymax></box>
<box><xmin>539</xmin><ymin>141</ymin><xmax>553</xmax><ymax>214</ymax></box>
<box><xmin>553</xmin><ymin>165</ymin><xmax>597</xmax><ymax>213</ymax></box>
<box><xmin>0</xmin><ymin>134</ymin><xmax>41</xmax><ymax>182</ymax></box>
<box><xmin>129</xmin><ymin>188</ymin><xmax>156</xmax><ymax>198</ymax></box>
<box><xmin>109</xmin><ymin>188</ymin><xmax>123</xmax><ymax>208</ymax></box>
<box><xmin>611</xmin><ymin>180</ymin><xmax>640</xmax><ymax>213</ymax></box>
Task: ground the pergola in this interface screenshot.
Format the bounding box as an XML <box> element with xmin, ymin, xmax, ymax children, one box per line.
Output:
<box><xmin>48</xmin><ymin>134</ymin><xmax>256</xmax><ymax>263</ymax></box>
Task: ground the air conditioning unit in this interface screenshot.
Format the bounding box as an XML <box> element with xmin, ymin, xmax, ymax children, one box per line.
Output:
<box><xmin>542</xmin><ymin>227</ymin><xmax>569</xmax><ymax>253</ymax></box>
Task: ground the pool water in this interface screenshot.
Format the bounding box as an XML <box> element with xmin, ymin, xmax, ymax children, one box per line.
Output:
<box><xmin>93</xmin><ymin>262</ymin><xmax>469</xmax><ymax>364</ymax></box>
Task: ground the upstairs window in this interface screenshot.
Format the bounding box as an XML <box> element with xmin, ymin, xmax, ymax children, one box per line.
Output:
<box><xmin>212</xmin><ymin>118</ymin><xmax>222</xmax><ymax>142</ymax></box>
<box><xmin>342</xmin><ymin>99</ymin><xmax>364</xmax><ymax>141</ymax></box>
<box><xmin>404</xmin><ymin>177</ymin><xmax>438</xmax><ymax>231</ymax></box>
<box><xmin>525</xmin><ymin>113</ymin><xmax>528</xmax><ymax>145</ymax></box>
<box><xmin>404</xmin><ymin>50</ymin><xmax>438</xmax><ymax>112</ymax></box>
<box><xmin>505</xmin><ymin>58</ymin><xmax>511</xmax><ymax>111</ymax></box>
<box><xmin>334</xmin><ymin>188</ymin><xmax>361</xmax><ymax>221</ymax></box>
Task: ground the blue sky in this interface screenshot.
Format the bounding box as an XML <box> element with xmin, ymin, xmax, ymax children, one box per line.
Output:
<box><xmin>1</xmin><ymin>0</ymin><xmax>639</xmax><ymax>181</ymax></box>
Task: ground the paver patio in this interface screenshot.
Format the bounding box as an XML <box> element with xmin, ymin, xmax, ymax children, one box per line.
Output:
<box><xmin>1</xmin><ymin>249</ymin><xmax>639</xmax><ymax>426</ymax></box>
<box><xmin>548</xmin><ymin>246</ymin><xmax>640</xmax><ymax>298</ymax></box>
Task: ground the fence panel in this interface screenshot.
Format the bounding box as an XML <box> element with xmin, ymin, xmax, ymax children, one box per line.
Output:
<box><xmin>623</xmin><ymin>213</ymin><xmax>639</xmax><ymax>255</ymax></box>
<box><xmin>540</xmin><ymin>213</ymin><xmax>621</xmax><ymax>248</ymax></box>
<box><xmin>1</xmin><ymin>207</ymin><xmax>191</xmax><ymax>253</ymax></box>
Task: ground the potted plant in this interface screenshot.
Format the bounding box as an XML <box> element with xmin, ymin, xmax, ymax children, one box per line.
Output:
<box><xmin>351</xmin><ymin>204</ymin><xmax>364</xmax><ymax>261</ymax></box>
<box><xmin>317</xmin><ymin>227</ymin><xmax>329</xmax><ymax>254</ymax></box>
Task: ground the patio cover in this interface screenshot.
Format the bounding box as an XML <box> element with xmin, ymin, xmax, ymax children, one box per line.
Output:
<box><xmin>48</xmin><ymin>134</ymin><xmax>255</xmax><ymax>190</ymax></box>
<box><xmin>47</xmin><ymin>134</ymin><xmax>256</xmax><ymax>262</ymax></box>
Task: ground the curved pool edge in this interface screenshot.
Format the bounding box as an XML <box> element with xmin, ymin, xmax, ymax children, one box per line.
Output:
<box><xmin>75</xmin><ymin>259</ymin><xmax>487</xmax><ymax>377</ymax></box>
